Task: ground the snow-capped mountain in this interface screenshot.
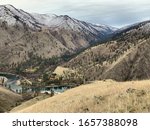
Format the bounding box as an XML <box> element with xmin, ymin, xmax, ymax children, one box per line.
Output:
<box><xmin>0</xmin><ymin>4</ymin><xmax>116</xmax><ymax>65</ymax></box>
<box><xmin>0</xmin><ymin>4</ymin><xmax>42</xmax><ymax>29</ymax></box>
<box><xmin>32</xmin><ymin>13</ymin><xmax>116</xmax><ymax>34</ymax></box>
<box><xmin>113</xmin><ymin>20</ymin><xmax>150</xmax><ymax>39</ymax></box>
<box><xmin>0</xmin><ymin>5</ymin><xmax>116</xmax><ymax>35</ymax></box>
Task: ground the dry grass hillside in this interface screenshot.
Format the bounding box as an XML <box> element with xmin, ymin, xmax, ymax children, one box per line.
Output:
<box><xmin>64</xmin><ymin>21</ymin><xmax>150</xmax><ymax>81</ymax></box>
<box><xmin>12</xmin><ymin>80</ymin><xmax>150</xmax><ymax>113</ymax></box>
<box><xmin>53</xmin><ymin>66</ymin><xmax>75</xmax><ymax>76</ymax></box>
<box><xmin>10</xmin><ymin>94</ymin><xmax>50</xmax><ymax>112</ymax></box>
<box><xmin>0</xmin><ymin>22</ymin><xmax>69</xmax><ymax>66</ymax></box>
<box><xmin>64</xmin><ymin>39</ymin><xmax>150</xmax><ymax>81</ymax></box>
<box><xmin>0</xmin><ymin>86</ymin><xmax>22</xmax><ymax>112</ymax></box>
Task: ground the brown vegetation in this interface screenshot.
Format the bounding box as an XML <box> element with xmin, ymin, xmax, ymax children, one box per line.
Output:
<box><xmin>64</xmin><ymin>21</ymin><xmax>150</xmax><ymax>81</ymax></box>
<box><xmin>12</xmin><ymin>80</ymin><xmax>150</xmax><ymax>113</ymax></box>
<box><xmin>0</xmin><ymin>86</ymin><xmax>22</xmax><ymax>112</ymax></box>
<box><xmin>10</xmin><ymin>94</ymin><xmax>50</xmax><ymax>112</ymax></box>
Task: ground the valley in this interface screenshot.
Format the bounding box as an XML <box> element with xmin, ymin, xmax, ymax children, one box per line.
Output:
<box><xmin>0</xmin><ymin>4</ymin><xmax>150</xmax><ymax>113</ymax></box>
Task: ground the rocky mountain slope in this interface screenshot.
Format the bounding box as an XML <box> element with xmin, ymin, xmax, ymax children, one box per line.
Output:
<box><xmin>0</xmin><ymin>4</ymin><xmax>116</xmax><ymax>67</ymax></box>
<box><xmin>64</xmin><ymin>20</ymin><xmax>150</xmax><ymax>81</ymax></box>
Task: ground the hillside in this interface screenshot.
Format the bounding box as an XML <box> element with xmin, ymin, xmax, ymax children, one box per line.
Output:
<box><xmin>0</xmin><ymin>4</ymin><xmax>115</xmax><ymax>67</ymax></box>
<box><xmin>12</xmin><ymin>80</ymin><xmax>150</xmax><ymax>113</ymax></box>
<box><xmin>0</xmin><ymin>86</ymin><xmax>22</xmax><ymax>112</ymax></box>
<box><xmin>64</xmin><ymin>20</ymin><xmax>150</xmax><ymax>81</ymax></box>
<box><xmin>10</xmin><ymin>94</ymin><xmax>50</xmax><ymax>112</ymax></box>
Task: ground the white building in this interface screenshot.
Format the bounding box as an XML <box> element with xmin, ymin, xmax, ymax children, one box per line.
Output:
<box><xmin>0</xmin><ymin>76</ymin><xmax>8</xmax><ymax>85</ymax></box>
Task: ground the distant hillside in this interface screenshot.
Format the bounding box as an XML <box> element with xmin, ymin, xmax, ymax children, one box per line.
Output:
<box><xmin>0</xmin><ymin>4</ymin><xmax>116</xmax><ymax>67</ymax></box>
<box><xmin>0</xmin><ymin>86</ymin><xmax>22</xmax><ymax>112</ymax></box>
<box><xmin>13</xmin><ymin>80</ymin><xmax>150</xmax><ymax>113</ymax></box>
<box><xmin>64</xmin><ymin>20</ymin><xmax>150</xmax><ymax>81</ymax></box>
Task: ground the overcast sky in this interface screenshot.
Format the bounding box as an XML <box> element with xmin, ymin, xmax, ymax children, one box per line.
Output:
<box><xmin>0</xmin><ymin>0</ymin><xmax>150</xmax><ymax>28</ymax></box>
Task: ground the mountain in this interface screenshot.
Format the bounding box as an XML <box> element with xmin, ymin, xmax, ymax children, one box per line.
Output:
<box><xmin>32</xmin><ymin>13</ymin><xmax>116</xmax><ymax>50</ymax></box>
<box><xmin>113</xmin><ymin>20</ymin><xmax>150</xmax><ymax>38</ymax></box>
<box><xmin>32</xmin><ymin>13</ymin><xmax>115</xmax><ymax>33</ymax></box>
<box><xmin>0</xmin><ymin>4</ymin><xmax>116</xmax><ymax>66</ymax></box>
<box><xmin>0</xmin><ymin>5</ymin><xmax>42</xmax><ymax>29</ymax></box>
<box><xmin>64</xmin><ymin>20</ymin><xmax>150</xmax><ymax>81</ymax></box>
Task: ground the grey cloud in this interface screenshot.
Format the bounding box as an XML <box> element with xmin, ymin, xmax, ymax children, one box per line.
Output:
<box><xmin>0</xmin><ymin>0</ymin><xmax>150</xmax><ymax>27</ymax></box>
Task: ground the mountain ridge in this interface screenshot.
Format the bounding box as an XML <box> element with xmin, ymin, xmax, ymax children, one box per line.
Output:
<box><xmin>64</xmin><ymin>20</ymin><xmax>150</xmax><ymax>81</ymax></box>
<box><xmin>0</xmin><ymin>4</ymin><xmax>116</xmax><ymax>66</ymax></box>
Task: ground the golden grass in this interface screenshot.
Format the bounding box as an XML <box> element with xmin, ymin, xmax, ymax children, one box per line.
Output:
<box><xmin>53</xmin><ymin>66</ymin><xmax>75</xmax><ymax>76</ymax></box>
<box><xmin>12</xmin><ymin>80</ymin><xmax>150</xmax><ymax>113</ymax></box>
<box><xmin>25</xmin><ymin>67</ymin><xmax>39</xmax><ymax>73</ymax></box>
<box><xmin>10</xmin><ymin>94</ymin><xmax>50</xmax><ymax>112</ymax></box>
<box><xmin>0</xmin><ymin>86</ymin><xmax>22</xmax><ymax>112</ymax></box>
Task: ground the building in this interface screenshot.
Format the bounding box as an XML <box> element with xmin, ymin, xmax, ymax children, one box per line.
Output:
<box><xmin>40</xmin><ymin>85</ymin><xmax>72</xmax><ymax>94</ymax></box>
<box><xmin>7</xmin><ymin>84</ymin><xmax>23</xmax><ymax>94</ymax></box>
<box><xmin>0</xmin><ymin>76</ymin><xmax>8</xmax><ymax>86</ymax></box>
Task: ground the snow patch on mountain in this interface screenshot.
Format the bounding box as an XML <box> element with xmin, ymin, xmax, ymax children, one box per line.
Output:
<box><xmin>0</xmin><ymin>4</ymin><xmax>116</xmax><ymax>35</ymax></box>
<box><xmin>0</xmin><ymin>4</ymin><xmax>41</xmax><ymax>29</ymax></box>
<box><xmin>32</xmin><ymin>13</ymin><xmax>116</xmax><ymax>35</ymax></box>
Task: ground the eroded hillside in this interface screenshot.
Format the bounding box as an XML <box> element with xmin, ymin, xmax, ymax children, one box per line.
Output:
<box><xmin>64</xmin><ymin>21</ymin><xmax>150</xmax><ymax>81</ymax></box>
